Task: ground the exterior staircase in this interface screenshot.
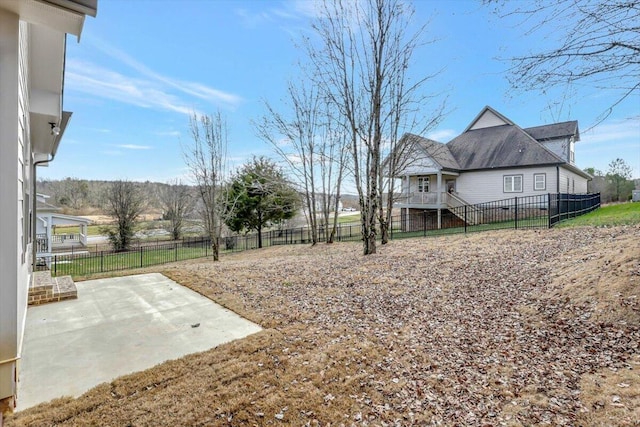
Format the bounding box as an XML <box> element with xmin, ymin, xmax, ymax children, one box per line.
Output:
<box><xmin>29</xmin><ymin>271</ymin><xmax>77</xmax><ymax>305</ymax></box>
<box><xmin>446</xmin><ymin>192</ymin><xmax>483</xmax><ymax>225</ymax></box>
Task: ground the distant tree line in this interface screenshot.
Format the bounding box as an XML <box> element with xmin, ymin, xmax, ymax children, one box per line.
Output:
<box><xmin>585</xmin><ymin>158</ymin><xmax>636</xmax><ymax>203</ymax></box>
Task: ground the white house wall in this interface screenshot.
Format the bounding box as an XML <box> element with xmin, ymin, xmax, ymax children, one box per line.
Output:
<box><xmin>398</xmin><ymin>155</ymin><xmax>439</xmax><ymax>176</ymax></box>
<box><xmin>559</xmin><ymin>166</ymin><xmax>588</xmax><ymax>194</ymax></box>
<box><xmin>0</xmin><ymin>11</ymin><xmax>31</xmax><ymax>404</ymax></box>
<box><xmin>455</xmin><ymin>166</ymin><xmax>561</xmax><ymax>205</ymax></box>
<box><xmin>468</xmin><ymin>109</ymin><xmax>508</xmax><ymax>130</ymax></box>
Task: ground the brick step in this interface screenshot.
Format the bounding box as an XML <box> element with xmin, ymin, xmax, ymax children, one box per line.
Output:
<box><xmin>55</xmin><ymin>276</ymin><xmax>78</xmax><ymax>301</ymax></box>
<box><xmin>29</xmin><ymin>272</ymin><xmax>77</xmax><ymax>305</ymax></box>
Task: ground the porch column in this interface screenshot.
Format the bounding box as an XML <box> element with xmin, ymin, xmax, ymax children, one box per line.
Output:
<box><xmin>80</xmin><ymin>224</ymin><xmax>87</xmax><ymax>246</ymax></box>
<box><xmin>47</xmin><ymin>215</ymin><xmax>53</xmax><ymax>255</ymax></box>
<box><xmin>404</xmin><ymin>175</ymin><xmax>409</xmax><ymax>231</ymax></box>
<box><xmin>437</xmin><ymin>170</ymin><xmax>442</xmax><ymax>229</ymax></box>
<box><xmin>405</xmin><ymin>174</ymin><xmax>409</xmax><ymax>199</ymax></box>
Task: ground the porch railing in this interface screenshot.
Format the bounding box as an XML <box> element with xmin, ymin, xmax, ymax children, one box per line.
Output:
<box><xmin>52</xmin><ymin>233</ymin><xmax>82</xmax><ymax>244</ymax></box>
<box><xmin>398</xmin><ymin>191</ymin><xmax>448</xmax><ymax>205</ymax></box>
<box><xmin>36</xmin><ymin>234</ymin><xmax>48</xmax><ymax>253</ymax></box>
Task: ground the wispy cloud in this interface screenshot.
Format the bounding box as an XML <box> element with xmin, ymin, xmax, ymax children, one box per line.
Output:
<box><xmin>427</xmin><ymin>129</ymin><xmax>457</xmax><ymax>142</ymax></box>
<box><xmin>235</xmin><ymin>0</ymin><xmax>321</xmax><ymax>29</ymax></box>
<box><xmin>116</xmin><ymin>144</ymin><xmax>152</xmax><ymax>150</ymax></box>
<box><xmin>580</xmin><ymin>117</ymin><xmax>640</xmax><ymax>145</ymax></box>
<box><xmin>66</xmin><ymin>41</ymin><xmax>243</xmax><ymax>116</ymax></box>
<box><xmin>66</xmin><ymin>60</ymin><xmax>196</xmax><ymax>115</ymax></box>
<box><xmin>578</xmin><ymin>116</ymin><xmax>640</xmax><ymax>178</ymax></box>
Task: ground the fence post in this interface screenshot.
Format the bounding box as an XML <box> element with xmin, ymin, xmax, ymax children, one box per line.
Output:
<box><xmin>100</xmin><ymin>251</ymin><xmax>104</xmax><ymax>272</ymax></box>
<box><xmin>175</xmin><ymin>242</ymin><xmax>178</xmax><ymax>262</ymax></box>
<box><xmin>423</xmin><ymin>210</ymin><xmax>427</xmax><ymax>237</ymax></box>
<box><xmin>140</xmin><ymin>246</ymin><xmax>143</xmax><ymax>268</ymax></box>
<box><xmin>54</xmin><ymin>255</ymin><xmax>57</xmax><ymax>276</ymax></box>
<box><xmin>464</xmin><ymin>205</ymin><xmax>467</xmax><ymax>233</ymax></box>
<box><xmin>514</xmin><ymin>196</ymin><xmax>518</xmax><ymax>230</ymax></box>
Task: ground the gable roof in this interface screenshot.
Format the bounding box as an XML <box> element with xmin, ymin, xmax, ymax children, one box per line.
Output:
<box><xmin>447</xmin><ymin>124</ymin><xmax>565</xmax><ymax>170</ymax></box>
<box><xmin>392</xmin><ymin>106</ymin><xmax>587</xmax><ymax>176</ymax></box>
<box><xmin>409</xmin><ymin>134</ymin><xmax>460</xmax><ymax>170</ymax></box>
<box><xmin>463</xmin><ymin>105</ymin><xmax>515</xmax><ymax>132</ymax></box>
<box><xmin>385</xmin><ymin>134</ymin><xmax>460</xmax><ymax>175</ymax></box>
<box><xmin>524</xmin><ymin>121</ymin><xmax>580</xmax><ymax>142</ymax></box>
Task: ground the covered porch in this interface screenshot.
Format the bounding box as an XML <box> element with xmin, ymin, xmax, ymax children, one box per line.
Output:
<box><xmin>396</xmin><ymin>170</ymin><xmax>463</xmax><ymax>229</ymax></box>
<box><xmin>36</xmin><ymin>213</ymin><xmax>91</xmax><ymax>258</ymax></box>
<box><xmin>396</xmin><ymin>170</ymin><xmax>460</xmax><ymax>207</ymax></box>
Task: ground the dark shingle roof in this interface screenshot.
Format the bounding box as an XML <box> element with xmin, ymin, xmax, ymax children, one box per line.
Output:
<box><xmin>414</xmin><ymin>135</ymin><xmax>460</xmax><ymax>170</ymax></box>
<box><xmin>524</xmin><ymin>121</ymin><xmax>579</xmax><ymax>142</ymax></box>
<box><xmin>387</xmin><ymin>134</ymin><xmax>460</xmax><ymax>173</ymax></box>
<box><xmin>446</xmin><ymin>125</ymin><xmax>564</xmax><ymax>170</ymax></box>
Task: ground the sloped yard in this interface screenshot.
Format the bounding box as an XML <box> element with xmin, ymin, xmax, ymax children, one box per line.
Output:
<box><xmin>8</xmin><ymin>226</ymin><xmax>639</xmax><ymax>426</ymax></box>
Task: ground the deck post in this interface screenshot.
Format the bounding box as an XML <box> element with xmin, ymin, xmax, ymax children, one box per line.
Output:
<box><xmin>437</xmin><ymin>170</ymin><xmax>442</xmax><ymax>229</ymax></box>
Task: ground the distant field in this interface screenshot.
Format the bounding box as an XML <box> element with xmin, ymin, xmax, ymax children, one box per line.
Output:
<box><xmin>557</xmin><ymin>201</ymin><xmax>640</xmax><ymax>227</ymax></box>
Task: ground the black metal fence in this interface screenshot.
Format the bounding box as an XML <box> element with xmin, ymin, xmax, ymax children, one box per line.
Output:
<box><xmin>43</xmin><ymin>238</ymin><xmax>212</xmax><ymax>277</ymax></box>
<box><xmin>43</xmin><ymin>193</ymin><xmax>599</xmax><ymax>277</ymax></box>
<box><xmin>548</xmin><ymin>193</ymin><xmax>601</xmax><ymax>226</ymax></box>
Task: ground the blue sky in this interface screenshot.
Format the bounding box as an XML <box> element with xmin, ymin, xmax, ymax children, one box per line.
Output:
<box><xmin>44</xmin><ymin>0</ymin><xmax>640</xmax><ymax>184</ymax></box>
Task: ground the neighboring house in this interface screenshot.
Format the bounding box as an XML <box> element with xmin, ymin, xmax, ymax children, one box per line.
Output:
<box><xmin>35</xmin><ymin>194</ymin><xmax>91</xmax><ymax>260</ymax></box>
<box><xmin>391</xmin><ymin>106</ymin><xmax>591</xmax><ymax>228</ymax></box>
<box><xmin>0</xmin><ymin>0</ymin><xmax>96</xmax><ymax>416</ymax></box>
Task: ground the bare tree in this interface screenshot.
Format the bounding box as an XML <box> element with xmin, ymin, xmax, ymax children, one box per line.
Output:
<box><xmin>486</xmin><ymin>0</ymin><xmax>640</xmax><ymax>122</ymax></box>
<box><xmin>157</xmin><ymin>179</ymin><xmax>194</xmax><ymax>240</ymax></box>
<box><xmin>183</xmin><ymin>112</ymin><xmax>230</xmax><ymax>261</ymax></box>
<box><xmin>255</xmin><ymin>80</ymin><xmax>348</xmax><ymax>245</ymax></box>
<box><xmin>308</xmin><ymin>0</ymin><xmax>443</xmax><ymax>254</ymax></box>
<box><xmin>57</xmin><ymin>177</ymin><xmax>89</xmax><ymax>211</ymax></box>
<box><xmin>103</xmin><ymin>180</ymin><xmax>144</xmax><ymax>252</ymax></box>
<box><xmin>319</xmin><ymin>112</ymin><xmax>350</xmax><ymax>243</ymax></box>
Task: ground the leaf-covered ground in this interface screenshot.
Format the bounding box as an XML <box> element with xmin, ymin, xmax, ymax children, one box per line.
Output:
<box><xmin>8</xmin><ymin>226</ymin><xmax>639</xmax><ymax>426</ymax></box>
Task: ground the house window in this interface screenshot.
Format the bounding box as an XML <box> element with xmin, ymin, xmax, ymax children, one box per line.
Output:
<box><xmin>534</xmin><ymin>173</ymin><xmax>546</xmax><ymax>191</ymax></box>
<box><xmin>504</xmin><ymin>175</ymin><xmax>523</xmax><ymax>193</ymax></box>
<box><xmin>417</xmin><ymin>176</ymin><xmax>430</xmax><ymax>193</ymax></box>
<box><xmin>569</xmin><ymin>138</ymin><xmax>575</xmax><ymax>163</ymax></box>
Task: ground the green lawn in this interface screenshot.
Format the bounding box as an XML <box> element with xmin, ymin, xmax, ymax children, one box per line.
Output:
<box><xmin>335</xmin><ymin>213</ymin><xmax>360</xmax><ymax>224</ymax></box>
<box><xmin>556</xmin><ymin>202</ymin><xmax>640</xmax><ymax>227</ymax></box>
<box><xmin>51</xmin><ymin>245</ymin><xmax>212</xmax><ymax>277</ymax></box>
<box><xmin>54</xmin><ymin>224</ymin><xmax>103</xmax><ymax>236</ymax></box>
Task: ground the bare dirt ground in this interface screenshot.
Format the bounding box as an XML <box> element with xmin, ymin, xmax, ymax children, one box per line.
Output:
<box><xmin>8</xmin><ymin>226</ymin><xmax>639</xmax><ymax>426</ymax></box>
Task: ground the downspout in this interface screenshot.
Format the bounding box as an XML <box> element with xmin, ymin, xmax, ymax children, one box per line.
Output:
<box><xmin>556</xmin><ymin>166</ymin><xmax>560</xmax><ymax>193</ymax></box>
<box><xmin>31</xmin><ymin>112</ymin><xmax>71</xmax><ymax>270</ymax></box>
<box><xmin>31</xmin><ymin>155</ymin><xmax>54</xmax><ymax>270</ymax></box>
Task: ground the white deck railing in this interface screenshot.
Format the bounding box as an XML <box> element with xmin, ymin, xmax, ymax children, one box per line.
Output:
<box><xmin>398</xmin><ymin>192</ymin><xmax>448</xmax><ymax>205</ymax></box>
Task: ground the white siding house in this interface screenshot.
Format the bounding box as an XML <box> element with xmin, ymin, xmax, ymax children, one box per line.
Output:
<box><xmin>0</xmin><ymin>0</ymin><xmax>96</xmax><ymax>416</ymax></box>
<box><xmin>390</xmin><ymin>106</ymin><xmax>592</xmax><ymax>227</ymax></box>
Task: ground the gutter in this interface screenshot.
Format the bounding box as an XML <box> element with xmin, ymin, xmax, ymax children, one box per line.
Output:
<box><xmin>32</xmin><ymin>112</ymin><xmax>72</xmax><ymax>270</ymax></box>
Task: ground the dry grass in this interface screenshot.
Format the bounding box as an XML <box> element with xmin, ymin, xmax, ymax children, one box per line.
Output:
<box><xmin>7</xmin><ymin>226</ymin><xmax>639</xmax><ymax>426</ymax></box>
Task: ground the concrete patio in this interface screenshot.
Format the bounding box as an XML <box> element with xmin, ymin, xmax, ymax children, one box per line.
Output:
<box><xmin>16</xmin><ymin>273</ymin><xmax>261</xmax><ymax>410</ymax></box>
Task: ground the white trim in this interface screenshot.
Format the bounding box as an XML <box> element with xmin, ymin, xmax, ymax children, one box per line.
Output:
<box><xmin>534</xmin><ymin>173</ymin><xmax>546</xmax><ymax>191</ymax></box>
<box><xmin>503</xmin><ymin>174</ymin><xmax>523</xmax><ymax>193</ymax></box>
